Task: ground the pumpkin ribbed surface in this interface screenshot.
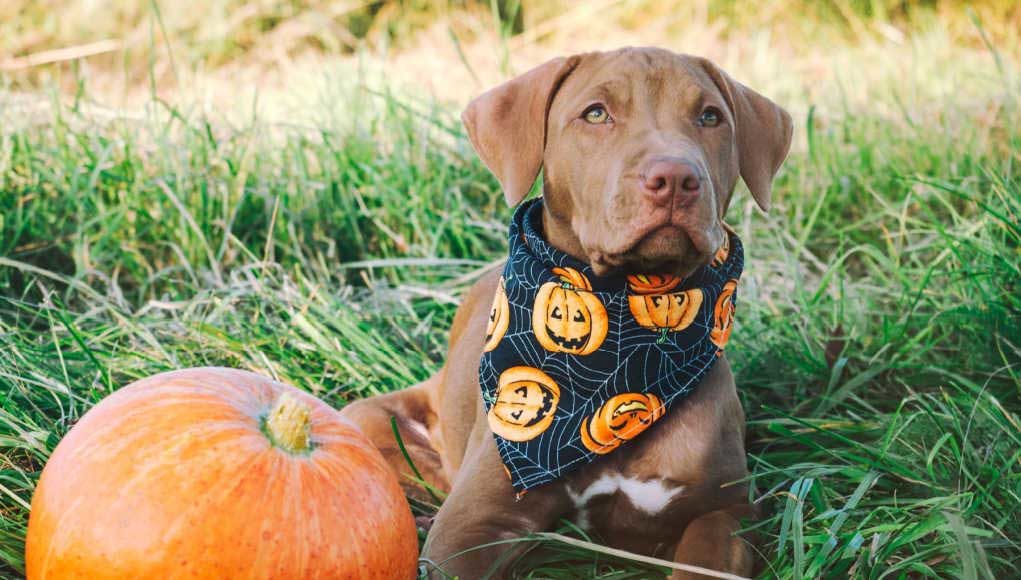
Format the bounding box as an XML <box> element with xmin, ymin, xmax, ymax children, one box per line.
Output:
<box><xmin>26</xmin><ymin>367</ymin><xmax>417</xmax><ymax>579</ymax></box>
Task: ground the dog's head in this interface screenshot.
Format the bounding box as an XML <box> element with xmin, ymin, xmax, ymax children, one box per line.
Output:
<box><xmin>463</xmin><ymin>47</ymin><xmax>792</xmax><ymax>276</ymax></box>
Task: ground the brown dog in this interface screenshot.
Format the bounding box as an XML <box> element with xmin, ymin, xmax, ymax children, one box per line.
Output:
<box><xmin>340</xmin><ymin>47</ymin><xmax>792</xmax><ymax>578</ymax></box>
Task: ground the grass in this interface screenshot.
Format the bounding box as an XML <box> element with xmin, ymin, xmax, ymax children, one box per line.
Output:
<box><xmin>2</xmin><ymin>1</ymin><xmax>1021</xmax><ymax>578</ymax></box>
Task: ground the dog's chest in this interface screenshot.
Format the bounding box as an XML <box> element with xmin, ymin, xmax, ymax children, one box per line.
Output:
<box><xmin>562</xmin><ymin>466</ymin><xmax>691</xmax><ymax>555</ymax></box>
<box><xmin>556</xmin><ymin>395</ymin><xmax>722</xmax><ymax>552</ymax></box>
<box><xmin>566</xmin><ymin>473</ymin><xmax>685</xmax><ymax>526</ymax></box>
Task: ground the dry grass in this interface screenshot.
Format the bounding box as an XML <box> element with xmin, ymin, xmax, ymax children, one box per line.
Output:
<box><xmin>3</xmin><ymin>1</ymin><xmax>1019</xmax><ymax>114</ymax></box>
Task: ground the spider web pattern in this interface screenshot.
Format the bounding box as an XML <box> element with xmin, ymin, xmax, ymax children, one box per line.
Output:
<box><xmin>480</xmin><ymin>199</ymin><xmax>745</xmax><ymax>492</ymax></box>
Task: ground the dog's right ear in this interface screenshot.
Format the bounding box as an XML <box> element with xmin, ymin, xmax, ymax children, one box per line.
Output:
<box><xmin>462</xmin><ymin>56</ymin><xmax>582</xmax><ymax>206</ymax></box>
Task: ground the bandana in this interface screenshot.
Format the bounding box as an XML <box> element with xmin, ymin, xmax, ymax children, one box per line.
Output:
<box><xmin>479</xmin><ymin>198</ymin><xmax>744</xmax><ymax>494</ymax></box>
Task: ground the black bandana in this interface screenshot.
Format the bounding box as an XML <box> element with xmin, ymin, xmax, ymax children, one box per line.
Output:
<box><xmin>479</xmin><ymin>198</ymin><xmax>744</xmax><ymax>494</ymax></box>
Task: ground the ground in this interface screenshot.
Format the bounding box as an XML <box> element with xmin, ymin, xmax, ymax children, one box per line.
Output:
<box><xmin>0</xmin><ymin>1</ymin><xmax>1019</xmax><ymax>578</ymax></box>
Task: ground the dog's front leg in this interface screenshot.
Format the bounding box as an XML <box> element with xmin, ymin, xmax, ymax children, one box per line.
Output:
<box><xmin>422</xmin><ymin>423</ymin><xmax>568</xmax><ymax>579</ymax></box>
<box><xmin>670</xmin><ymin>502</ymin><xmax>758</xmax><ymax>579</ymax></box>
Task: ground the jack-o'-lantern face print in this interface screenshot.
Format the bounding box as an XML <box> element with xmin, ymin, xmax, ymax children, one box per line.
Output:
<box><xmin>580</xmin><ymin>392</ymin><xmax>664</xmax><ymax>454</ymax></box>
<box><xmin>484</xmin><ymin>278</ymin><xmax>510</xmax><ymax>352</ymax></box>
<box><xmin>488</xmin><ymin>366</ymin><xmax>561</xmax><ymax>442</ymax></box>
<box><xmin>628</xmin><ymin>289</ymin><xmax>703</xmax><ymax>335</ymax></box>
<box><xmin>533</xmin><ymin>268</ymin><xmax>608</xmax><ymax>355</ymax></box>
<box><xmin>710</xmin><ymin>279</ymin><xmax>738</xmax><ymax>348</ymax></box>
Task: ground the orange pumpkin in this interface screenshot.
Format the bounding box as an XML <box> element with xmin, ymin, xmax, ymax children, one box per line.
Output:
<box><xmin>487</xmin><ymin>366</ymin><xmax>561</xmax><ymax>442</ymax></box>
<box><xmin>626</xmin><ymin>274</ymin><xmax>683</xmax><ymax>295</ymax></box>
<box><xmin>628</xmin><ymin>289</ymin><xmax>703</xmax><ymax>335</ymax></box>
<box><xmin>710</xmin><ymin>279</ymin><xmax>738</xmax><ymax>348</ymax></box>
<box><xmin>25</xmin><ymin>368</ymin><xmax>418</xmax><ymax>579</ymax></box>
<box><xmin>484</xmin><ymin>277</ymin><xmax>510</xmax><ymax>352</ymax></box>
<box><xmin>533</xmin><ymin>267</ymin><xmax>608</xmax><ymax>355</ymax></box>
<box><xmin>580</xmin><ymin>392</ymin><xmax>664</xmax><ymax>454</ymax></box>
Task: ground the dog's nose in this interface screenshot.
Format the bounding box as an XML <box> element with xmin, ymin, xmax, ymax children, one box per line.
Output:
<box><xmin>640</xmin><ymin>159</ymin><xmax>701</xmax><ymax>206</ymax></box>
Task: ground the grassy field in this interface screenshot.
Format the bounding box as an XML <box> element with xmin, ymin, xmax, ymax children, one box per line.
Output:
<box><xmin>2</xmin><ymin>1</ymin><xmax>1020</xmax><ymax>578</ymax></box>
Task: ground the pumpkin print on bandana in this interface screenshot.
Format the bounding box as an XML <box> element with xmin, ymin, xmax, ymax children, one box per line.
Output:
<box><xmin>626</xmin><ymin>274</ymin><xmax>683</xmax><ymax>294</ymax></box>
<box><xmin>711</xmin><ymin>232</ymin><xmax>731</xmax><ymax>268</ymax></box>
<box><xmin>532</xmin><ymin>267</ymin><xmax>608</xmax><ymax>355</ymax></box>
<box><xmin>710</xmin><ymin>280</ymin><xmax>738</xmax><ymax>348</ymax></box>
<box><xmin>580</xmin><ymin>392</ymin><xmax>665</xmax><ymax>454</ymax></box>
<box><xmin>480</xmin><ymin>198</ymin><xmax>744</xmax><ymax>493</ymax></box>
<box><xmin>627</xmin><ymin>274</ymin><xmax>704</xmax><ymax>341</ymax></box>
<box><xmin>484</xmin><ymin>277</ymin><xmax>511</xmax><ymax>352</ymax></box>
<box><xmin>487</xmin><ymin>366</ymin><xmax>561</xmax><ymax>442</ymax></box>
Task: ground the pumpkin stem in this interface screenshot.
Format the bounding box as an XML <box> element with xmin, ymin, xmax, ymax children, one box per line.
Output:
<box><xmin>656</xmin><ymin>328</ymin><xmax>669</xmax><ymax>344</ymax></box>
<box><xmin>265</xmin><ymin>392</ymin><xmax>312</xmax><ymax>453</ymax></box>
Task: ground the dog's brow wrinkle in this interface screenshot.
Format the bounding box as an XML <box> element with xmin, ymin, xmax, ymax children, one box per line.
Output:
<box><xmin>590</xmin><ymin>80</ymin><xmax>627</xmax><ymax>97</ymax></box>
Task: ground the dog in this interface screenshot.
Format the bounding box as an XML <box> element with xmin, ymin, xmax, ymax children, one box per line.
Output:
<box><xmin>340</xmin><ymin>46</ymin><xmax>792</xmax><ymax>578</ymax></box>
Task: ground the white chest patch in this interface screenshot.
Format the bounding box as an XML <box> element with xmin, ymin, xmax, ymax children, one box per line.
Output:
<box><xmin>567</xmin><ymin>474</ymin><xmax>686</xmax><ymax>519</ymax></box>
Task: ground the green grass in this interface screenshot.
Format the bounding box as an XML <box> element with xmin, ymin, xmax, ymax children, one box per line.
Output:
<box><xmin>2</xmin><ymin>15</ymin><xmax>1021</xmax><ymax>580</ymax></box>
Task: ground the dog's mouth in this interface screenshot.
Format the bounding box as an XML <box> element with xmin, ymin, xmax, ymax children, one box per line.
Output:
<box><xmin>590</xmin><ymin>223</ymin><xmax>720</xmax><ymax>277</ymax></box>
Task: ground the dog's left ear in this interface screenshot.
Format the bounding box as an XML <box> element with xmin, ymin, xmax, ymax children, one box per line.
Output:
<box><xmin>700</xmin><ymin>59</ymin><xmax>793</xmax><ymax>212</ymax></box>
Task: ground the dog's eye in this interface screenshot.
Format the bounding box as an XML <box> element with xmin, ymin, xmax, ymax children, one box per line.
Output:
<box><xmin>698</xmin><ymin>107</ymin><xmax>722</xmax><ymax>127</ymax></box>
<box><xmin>582</xmin><ymin>105</ymin><xmax>610</xmax><ymax>124</ymax></box>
